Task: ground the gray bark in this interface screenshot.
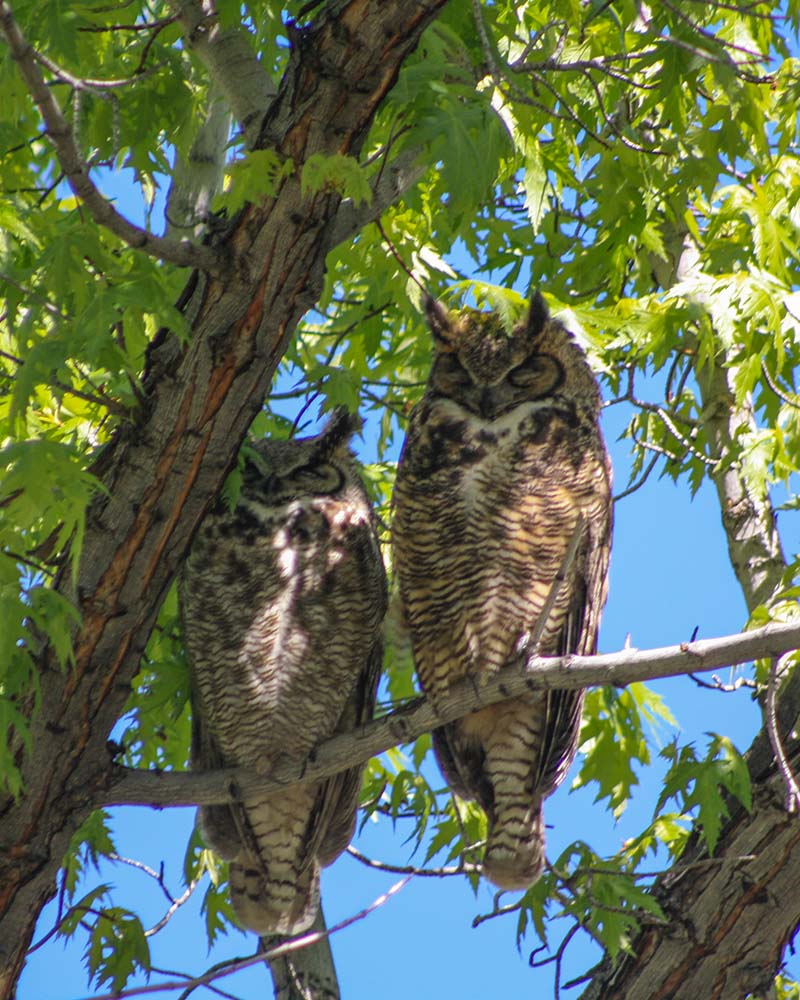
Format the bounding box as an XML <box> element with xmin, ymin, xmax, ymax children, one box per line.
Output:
<box><xmin>164</xmin><ymin>83</ymin><xmax>231</xmax><ymax>241</ymax></box>
<box><xmin>103</xmin><ymin>622</ymin><xmax>800</xmax><ymax>809</ymax></box>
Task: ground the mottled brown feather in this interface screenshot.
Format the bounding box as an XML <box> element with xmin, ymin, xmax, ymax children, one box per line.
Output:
<box><xmin>393</xmin><ymin>294</ymin><xmax>612</xmax><ymax>889</ymax></box>
<box><xmin>180</xmin><ymin>409</ymin><xmax>387</xmax><ymax>934</ymax></box>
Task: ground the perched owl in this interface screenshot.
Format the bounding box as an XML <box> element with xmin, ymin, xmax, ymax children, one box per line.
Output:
<box><xmin>179</xmin><ymin>408</ymin><xmax>387</xmax><ymax>935</ymax></box>
<box><xmin>393</xmin><ymin>293</ymin><xmax>612</xmax><ymax>889</ymax></box>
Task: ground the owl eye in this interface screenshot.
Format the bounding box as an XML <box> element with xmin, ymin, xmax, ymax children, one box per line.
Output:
<box><xmin>440</xmin><ymin>357</ymin><xmax>473</xmax><ymax>386</ymax></box>
<box><xmin>507</xmin><ymin>355</ymin><xmax>562</xmax><ymax>391</ymax></box>
<box><xmin>288</xmin><ymin>462</ymin><xmax>344</xmax><ymax>493</ymax></box>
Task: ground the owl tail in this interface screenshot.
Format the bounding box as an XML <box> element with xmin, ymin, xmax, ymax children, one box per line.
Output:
<box><xmin>227</xmin><ymin>785</ymin><xmax>324</xmax><ymax>936</ymax></box>
<box><xmin>482</xmin><ymin>798</ymin><xmax>546</xmax><ymax>891</ymax></box>
<box><xmin>229</xmin><ymin>854</ymin><xmax>320</xmax><ymax>937</ymax></box>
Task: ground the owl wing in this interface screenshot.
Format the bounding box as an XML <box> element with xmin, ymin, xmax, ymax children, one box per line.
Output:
<box><xmin>191</xmin><ymin>689</ymin><xmax>245</xmax><ymax>858</ymax></box>
<box><xmin>311</xmin><ymin>632</ymin><xmax>383</xmax><ymax>867</ymax></box>
<box><xmin>536</xmin><ymin>493</ymin><xmax>612</xmax><ymax>796</ymax></box>
<box><xmin>433</xmin><ymin>491</ymin><xmax>612</xmax><ymax>809</ymax></box>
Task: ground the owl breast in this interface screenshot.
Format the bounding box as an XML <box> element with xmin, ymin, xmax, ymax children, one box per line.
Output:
<box><xmin>394</xmin><ymin>392</ymin><xmax>608</xmax><ymax>700</ymax></box>
<box><xmin>183</xmin><ymin>491</ymin><xmax>383</xmax><ymax>765</ymax></box>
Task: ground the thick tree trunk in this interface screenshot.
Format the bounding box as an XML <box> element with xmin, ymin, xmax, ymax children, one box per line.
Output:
<box><xmin>0</xmin><ymin>4</ymin><xmax>447</xmax><ymax>996</ymax></box>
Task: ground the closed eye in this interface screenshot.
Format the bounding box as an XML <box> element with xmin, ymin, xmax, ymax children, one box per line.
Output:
<box><xmin>288</xmin><ymin>462</ymin><xmax>345</xmax><ymax>493</ymax></box>
<box><xmin>440</xmin><ymin>358</ymin><xmax>473</xmax><ymax>386</ymax></box>
<box><xmin>507</xmin><ymin>355</ymin><xmax>561</xmax><ymax>389</ymax></box>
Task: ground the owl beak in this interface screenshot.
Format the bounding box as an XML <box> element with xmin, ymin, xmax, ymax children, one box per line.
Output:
<box><xmin>478</xmin><ymin>388</ymin><xmax>499</xmax><ymax>420</ymax></box>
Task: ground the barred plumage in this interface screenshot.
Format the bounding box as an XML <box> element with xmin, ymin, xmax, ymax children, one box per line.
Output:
<box><xmin>393</xmin><ymin>294</ymin><xmax>612</xmax><ymax>889</ymax></box>
<box><xmin>180</xmin><ymin>408</ymin><xmax>387</xmax><ymax>935</ymax></box>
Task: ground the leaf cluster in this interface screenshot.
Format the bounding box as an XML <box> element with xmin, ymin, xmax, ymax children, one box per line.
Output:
<box><xmin>2</xmin><ymin>0</ymin><xmax>800</xmax><ymax>992</ymax></box>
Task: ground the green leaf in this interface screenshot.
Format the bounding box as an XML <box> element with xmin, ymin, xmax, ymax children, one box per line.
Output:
<box><xmin>63</xmin><ymin>810</ymin><xmax>117</xmax><ymax>897</ymax></box>
<box><xmin>85</xmin><ymin>909</ymin><xmax>150</xmax><ymax>994</ymax></box>
<box><xmin>216</xmin><ymin>150</ymin><xmax>295</xmax><ymax>214</ymax></box>
<box><xmin>301</xmin><ymin>154</ymin><xmax>372</xmax><ymax>206</ymax></box>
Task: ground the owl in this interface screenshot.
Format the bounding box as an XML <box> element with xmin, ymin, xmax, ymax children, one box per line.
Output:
<box><xmin>179</xmin><ymin>407</ymin><xmax>387</xmax><ymax>935</ymax></box>
<box><xmin>392</xmin><ymin>293</ymin><xmax>612</xmax><ymax>890</ymax></box>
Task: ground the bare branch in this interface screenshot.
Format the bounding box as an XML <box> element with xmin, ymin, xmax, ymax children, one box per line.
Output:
<box><xmin>81</xmin><ymin>878</ymin><xmax>411</xmax><ymax>1000</ymax></box>
<box><xmin>108</xmin><ymin>854</ymin><xmax>176</xmax><ymax>905</ymax></box>
<box><xmin>760</xmin><ymin>361</ymin><xmax>800</xmax><ymax>410</ymax></box>
<box><xmin>613</xmin><ymin>452</ymin><xmax>659</xmax><ymax>503</ymax></box>
<box><xmin>145</xmin><ymin>878</ymin><xmax>201</xmax><ymax>938</ymax></box>
<box><xmin>164</xmin><ymin>81</ymin><xmax>231</xmax><ymax>242</ymax></box>
<box><xmin>326</xmin><ymin>146</ymin><xmax>427</xmax><ymax>249</ymax></box>
<box><xmin>346</xmin><ymin>846</ymin><xmax>480</xmax><ymax>878</ymax></box>
<box><xmin>689</xmin><ymin>672</ymin><xmax>758</xmax><ymax>693</ymax></box>
<box><xmin>0</xmin><ymin>0</ymin><xmax>224</xmax><ymax>275</ymax></box>
<box><xmin>471</xmin><ymin>898</ymin><xmax>522</xmax><ymax>928</ymax></box>
<box><xmin>168</xmin><ymin>0</ymin><xmax>276</xmax><ymax>149</ymax></box>
<box><xmin>767</xmin><ymin>655</ymin><xmax>800</xmax><ymax>813</ymax></box>
<box><xmin>34</xmin><ymin>47</ymin><xmax>167</xmax><ymax>90</ymax></box>
<box><xmin>106</xmin><ymin>622</ymin><xmax>800</xmax><ymax>808</ymax></box>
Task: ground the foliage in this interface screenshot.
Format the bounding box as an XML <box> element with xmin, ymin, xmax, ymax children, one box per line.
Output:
<box><xmin>2</xmin><ymin>0</ymin><xmax>800</xmax><ymax>996</ymax></box>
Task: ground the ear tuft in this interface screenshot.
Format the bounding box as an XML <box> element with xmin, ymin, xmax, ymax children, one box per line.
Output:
<box><xmin>425</xmin><ymin>296</ymin><xmax>454</xmax><ymax>348</ymax></box>
<box><xmin>526</xmin><ymin>290</ymin><xmax>549</xmax><ymax>339</ymax></box>
<box><xmin>319</xmin><ymin>405</ymin><xmax>360</xmax><ymax>454</ymax></box>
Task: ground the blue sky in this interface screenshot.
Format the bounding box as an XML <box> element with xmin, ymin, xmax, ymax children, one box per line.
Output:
<box><xmin>16</xmin><ymin>164</ymin><xmax>795</xmax><ymax>999</ymax></box>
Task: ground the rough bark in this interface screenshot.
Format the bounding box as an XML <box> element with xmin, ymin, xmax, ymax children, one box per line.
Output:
<box><xmin>0</xmin><ymin>3</ymin><xmax>447</xmax><ymax>997</ymax></box>
<box><xmin>582</xmin><ymin>252</ymin><xmax>797</xmax><ymax>998</ymax></box>
<box><xmin>265</xmin><ymin>909</ymin><xmax>340</xmax><ymax>1000</ymax></box>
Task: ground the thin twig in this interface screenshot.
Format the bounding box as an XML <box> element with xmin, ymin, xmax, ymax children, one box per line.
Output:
<box><xmin>374</xmin><ymin>220</ymin><xmax>427</xmax><ymax>296</ymax></box>
<box><xmin>471</xmin><ymin>899</ymin><xmax>522</xmax><ymax>928</ymax></box>
<box><xmin>346</xmin><ymin>845</ymin><xmax>479</xmax><ymax>878</ymax></box>
<box><xmin>689</xmin><ymin>672</ymin><xmax>758</xmax><ymax>693</ymax></box>
<box><xmin>108</xmin><ymin>854</ymin><xmax>176</xmax><ymax>905</ymax></box>
<box><xmin>151</xmin><ymin>963</ymin><xmax>244</xmax><ymax>1000</ymax></box>
<box><xmin>34</xmin><ymin>48</ymin><xmax>166</xmax><ymax>90</ymax></box>
<box><xmin>766</xmin><ymin>656</ymin><xmax>800</xmax><ymax>813</ymax></box>
<box><xmin>145</xmin><ymin>879</ymin><xmax>201</xmax><ymax>938</ymax></box>
<box><xmin>760</xmin><ymin>361</ymin><xmax>800</xmax><ymax>410</ymax></box>
<box><xmin>78</xmin><ymin>877</ymin><xmax>411</xmax><ymax>1000</ymax></box>
<box><xmin>613</xmin><ymin>452</ymin><xmax>659</xmax><ymax>503</ymax></box>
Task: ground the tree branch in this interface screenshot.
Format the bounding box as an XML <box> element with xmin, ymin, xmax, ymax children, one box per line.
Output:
<box><xmin>164</xmin><ymin>81</ymin><xmax>231</xmax><ymax>242</ymax></box>
<box><xmin>0</xmin><ymin>0</ymin><xmax>225</xmax><ymax>274</ymax></box>
<box><xmin>0</xmin><ymin>5</ymin><xmax>448</xmax><ymax>997</ymax></box>
<box><xmin>105</xmin><ymin>622</ymin><xmax>800</xmax><ymax>808</ymax></box>
<box><xmin>169</xmin><ymin>0</ymin><xmax>276</xmax><ymax>150</ymax></box>
<box><xmin>326</xmin><ymin>146</ymin><xmax>427</xmax><ymax>249</ymax></box>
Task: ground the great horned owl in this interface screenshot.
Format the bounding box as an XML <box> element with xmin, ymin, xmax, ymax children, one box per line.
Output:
<box><xmin>392</xmin><ymin>294</ymin><xmax>612</xmax><ymax>889</ymax></box>
<box><xmin>179</xmin><ymin>408</ymin><xmax>387</xmax><ymax>935</ymax></box>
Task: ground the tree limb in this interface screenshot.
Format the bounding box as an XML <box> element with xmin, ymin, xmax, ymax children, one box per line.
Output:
<box><xmin>168</xmin><ymin>0</ymin><xmax>276</xmax><ymax>149</ymax></box>
<box><xmin>583</xmin><ymin>222</ymin><xmax>797</xmax><ymax>1000</ymax></box>
<box><xmin>0</xmin><ymin>0</ymin><xmax>226</xmax><ymax>274</ymax></box>
<box><xmin>105</xmin><ymin>622</ymin><xmax>800</xmax><ymax>808</ymax></box>
<box><xmin>164</xmin><ymin>81</ymin><xmax>231</xmax><ymax>242</ymax></box>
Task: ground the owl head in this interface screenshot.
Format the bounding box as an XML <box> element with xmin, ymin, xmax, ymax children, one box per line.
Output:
<box><xmin>244</xmin><ymin>407</ymin><xmax>363</xmax><ymax>503</ymax></box>
<box><xmin>424</xmin><ymin>292</ymin><xmax>598</xmax><ymax>421</ymax></box>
